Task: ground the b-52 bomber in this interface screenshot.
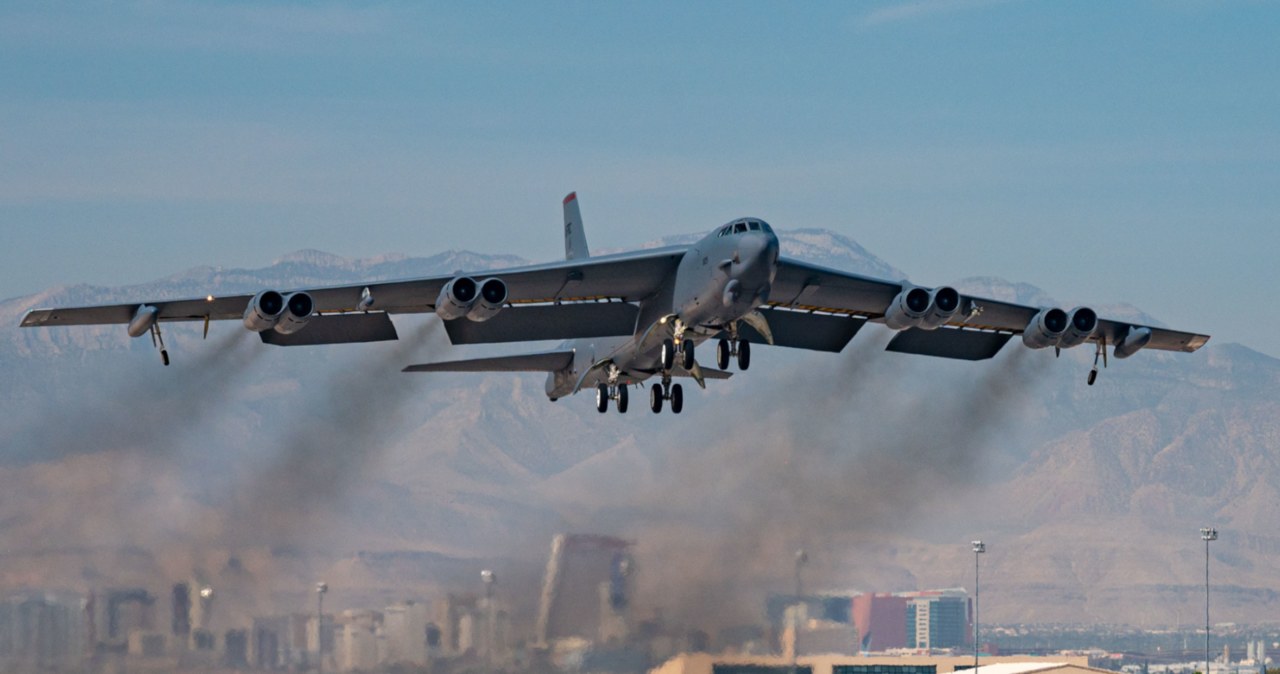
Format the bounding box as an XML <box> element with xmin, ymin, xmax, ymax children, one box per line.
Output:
<box><xmin>21</xmin><ymin>193</ymin><xmax>1210</xmax><ymax>415</ymax></box>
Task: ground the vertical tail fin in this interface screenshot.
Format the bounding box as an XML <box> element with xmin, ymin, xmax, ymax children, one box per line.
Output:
<box><xmin>563</xmin><ymin>192</ymin><xmax>590</xmax><ymax>260</ymax></box>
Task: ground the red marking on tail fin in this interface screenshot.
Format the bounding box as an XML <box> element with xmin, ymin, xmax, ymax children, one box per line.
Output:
<box><xmin>563</xmin><ymin>191</ymin><xmax>577</xmax><ymax>205</ymax></box>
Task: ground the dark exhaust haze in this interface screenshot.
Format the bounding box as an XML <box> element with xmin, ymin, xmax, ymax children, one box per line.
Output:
<box><xmin>3</xmin><ymin>330</ymin><xmax>263</xmax><ymax>465</ymax></box>
<box><xmin>207</xmin><ymin>318</ymin><xmax>443</xmax><ymax>550</ymax></box>
<box><xmin>565</xmin><ymin>332</ymin><xmax>1050</xmax><ymax>629</ymax></box>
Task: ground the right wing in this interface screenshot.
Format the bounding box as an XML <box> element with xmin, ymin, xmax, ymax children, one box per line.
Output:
<box><xmin>20</xmin><ymin>246</ymin><xmax>687</xmax><ymax>340</ymax></box>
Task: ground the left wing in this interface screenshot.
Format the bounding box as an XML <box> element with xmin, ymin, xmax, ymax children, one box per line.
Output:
<box><xmin>769</xmin><ymin>257</ymin><xmax>1209</xmax><ymax>359</ymax></box>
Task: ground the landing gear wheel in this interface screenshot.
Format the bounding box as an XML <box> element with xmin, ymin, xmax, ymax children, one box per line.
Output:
<box><xmin>737</xmin><ymin>339</ymin><xmax>751</xmax><ymax>371</ymax></box>
<box><xmin>661</xmin><ymin>338</ymin><xmax>675</xmax><ymax>371</ymax></box>
<box><xmin>717</xmin><ymin>339</ymin><xmax>730</xmax><ymax>370</ymax></box>
<box><xmin>596</xmin><ymin>383</ymin><xmax>609</xmax><ymax>413</ymax></box>
<box><xmin>650</xmin><ymin>383</ymin><xmax>664</xmax><ymax>413</ymax></box>
<box><xmin>681</xmin><ymin>340</ymin><xmax>695</xmax><ymax>370</ymax></box>
<box><xmin>617</xmin><ymin>384</ymin><xmax>629</xmax><ymax>413</ymax></box>
<box><xmin>670</xmin><ymin>383</ymin><xmax>684</xmax><ymax>414</ymax></box>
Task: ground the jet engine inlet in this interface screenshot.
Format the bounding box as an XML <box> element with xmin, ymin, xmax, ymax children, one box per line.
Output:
<box><xmin>467</xmin><ymin>278</ymin><xmax>508</xmax><ymax>322</ymax></box>
<box><xmin>918</xmin><ymin>286</ymin><xmax>961</xmax><ymax>330</ymax></box>
<box><xmin>243</xmin><ymin>290</ymin><xmax>287</xmax><ymax>332</ymax></box>
<box><xmin>1021</xmin><ymin>307</ymin><xmax>1069</xmax><ymax>349</ymax></box>
<box><xmin>884</xmin><ymin>286</ymin><xmax>932</xmax><ymax>330</ymax></box>
<box><xmin>1057</xmin><ymin>306</ymin><xmax>1098</xmax><ymax>349</ymax></box>
<box><xmin>274</xmin><ymin>292</ymin><xmax>314</xmax><ymax>334</ymax></box>
<box><xmin>435</xmin><ymin>277</ymin><xmax>479</xmax><ymax>320</ymax></box>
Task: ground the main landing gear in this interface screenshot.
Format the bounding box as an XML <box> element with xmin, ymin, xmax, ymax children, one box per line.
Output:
<box><xmin>596</xmin><ymin>382</ymin><xmax>629</xmax><ymax>413</ymax></box>
<box><xmin>595</xmin><ymin>366</ymin><xmax>630</xmax><ymax>413</ymax></box>
<box><xmin>715</xmin><ymin>338</ymin><xmax>750</xmax><ymax>371</ymax></box>
<box><xmin>660</xmin><ymin>336</ymin><xmax>698</xmax><ymax>371</ymax></box>
<box><xmin>649</xmin><ymin>380</ymin><xmax>683</xmax><ymax>414</ymax></box>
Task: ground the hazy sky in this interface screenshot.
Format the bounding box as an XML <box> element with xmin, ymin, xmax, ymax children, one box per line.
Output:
<box><xmin>2</xmin><ymin>1</ymin><xmax>1277</xmax><ymax>356</ymax></box>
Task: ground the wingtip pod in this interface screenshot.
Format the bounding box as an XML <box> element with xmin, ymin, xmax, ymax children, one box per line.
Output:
<box><xmin>1112</xmin><ymin>325</ymin><xmax>1152</xmax><ymax>359</ymax></box>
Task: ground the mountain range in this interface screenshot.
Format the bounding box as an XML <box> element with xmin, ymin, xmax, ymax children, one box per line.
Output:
<box><xmin>0</xmin><ymin>229</ymin><xmax>1275</xmax><ymax>637</ymax></box>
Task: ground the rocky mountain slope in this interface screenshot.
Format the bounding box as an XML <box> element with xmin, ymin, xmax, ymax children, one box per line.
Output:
<box><xmin>0</xmin><ymin>231</ymin><xmax>1273</xmax><ymax>634</ymax></box>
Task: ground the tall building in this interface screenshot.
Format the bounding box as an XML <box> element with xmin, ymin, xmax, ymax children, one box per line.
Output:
<box><xmin>904</xmin><ymin>591</ymin><xmax>969</xmax><ymax>650</ymax></box>
<box><xmin>851</xmin><ymin>594</ymin><xmax>909</xmax><ymax>651</ymax></box>
<box><xmin>335</xmin><ymin>610</ymin><xmax>381</xmax><ymax>673</ymax></box>
<box><xmin>383</xmin><ymin>601</ymin><xmax>430</xmax><ymax>666</ymax></box>
<box><xmin>0</xmin><ymin>592</ymin><xmax>88</xmax><ymax>670</ymax></box>
<box><xmin>435</xmin><ymin>593</ymin><xmax>478</xmax><ymax>656</ymax></box>
<box><xmin>535</xmin><ymin>533</ymin><xmax>634</xmax><ymax>646</ymax></box>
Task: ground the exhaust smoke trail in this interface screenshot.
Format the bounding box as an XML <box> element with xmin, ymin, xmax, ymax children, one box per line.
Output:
<box><xmin>566</xmin><ymin>332</ymin><xmax>1051</xmax><ymax>629</ymax></box>
<box><xmin>3</xmin><ymin>329</ymin><xmax>263</xmax><ymax>464</ymax></box>
<box><xmin>205</xmin><ymin>318</ymin><xmax>444</xmax><ymax>551</ymax></box>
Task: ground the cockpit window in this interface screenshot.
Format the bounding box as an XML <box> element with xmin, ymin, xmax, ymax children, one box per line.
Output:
<box><xmin>719</xmin><ymin>226</ymin><xmax>730</xmax><ymax>237</ymax></box>
<box><xmin>748</xmin><ymin>221</ymin><xmax>761</xmax><ymax>231</ymax></box>
<box><xmin>733</xmin><ymin>222</ymin><xmax>747</xmax><ymax>234</ymax></box>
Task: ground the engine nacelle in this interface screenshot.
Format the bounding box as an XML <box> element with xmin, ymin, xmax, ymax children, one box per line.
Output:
<box><xmin>1113</xmin><ymin>325</ymin><xmax>1152</xmax><ymax>359</ymax></box>
<box><xmin>883</xmin><ymin>285</ymin><xmax>932</xmax><ymax>331</ymax></box>
<box><xmin>273</xmin><ymin>292</ymin><xmax>314</xmax><ymax>334</ymax></box>
<box><xmin>243</xmin><ymin>290</ymin><xmax>286</xmax><ymax>332</ymax></box>
<box><xmin>918</xmin><ymin>286</ymin><xmax>961</xmax><ymax>330</ymax></box>
<box><xmin>435</xmin><ymin>276</ymin><xmax>479</xmax><ymax>320</ymax></box>
<box><xmin>1057</xmin><ymin>306</ymin><xmax>1098</xmax><ymax>349</ymax></box>
<box><xmin>1021</xmin><ymin>307</ymin><xmax>1069</xmax><ymax>349</ymax></box>
<box><xmin>466</xmin><ymin>278</ymin><xmax>508</xmax><ymax>322</ymax></box>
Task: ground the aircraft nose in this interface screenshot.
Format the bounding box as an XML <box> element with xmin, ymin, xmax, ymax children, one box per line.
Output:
<box><xmin>737</xmin><ymin>232</ymin><xmax>776</xmax><ymax>277</ymax></box>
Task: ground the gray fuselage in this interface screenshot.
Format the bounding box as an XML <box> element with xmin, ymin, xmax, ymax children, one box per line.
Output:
<box><xmin>546</xmin><ymin>219</ymin><xmax>780</xmax><ymax>399</ymax></box>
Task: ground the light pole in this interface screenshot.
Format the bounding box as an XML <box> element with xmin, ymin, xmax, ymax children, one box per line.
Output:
<box><xmin>972</xmin><ymin>540</ymin><xmax>986</xmax><ymax>672</ymax></box>
<box><xmin>316</xmin><ymin>582</ymin><xmax>328</xmax><ymax>674</ymax></box>
<box><xmin>1201</xmin><ymin>528</ymin><xmax>1217</xmax><ymax>674</ymax></box>
<box><xmin>481</xmin><ymin>570</ymin><xmax>496</xmax><ymax>672</ymax></box>
<box><xmin>792</xmin><ymin>549</ymin><xmax>807</xmax><ymax>674</ymax></box>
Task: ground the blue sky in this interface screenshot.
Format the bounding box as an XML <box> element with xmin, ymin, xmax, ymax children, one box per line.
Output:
<box><xmin>2</xmin><ymin>1</ymin><xmax>1277</xmax><ymax>355</ymax></box>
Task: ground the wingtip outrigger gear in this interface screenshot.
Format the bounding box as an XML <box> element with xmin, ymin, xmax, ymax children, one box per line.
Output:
<box><xmin>149</xmin><ymin>323</ymin><xmax>170</xmax><ymax>366</ymax></box>
<box><xmin>1087</xmin><ymin>334</ymin><xmax>1108</xmax><ymax>386</ymax></box>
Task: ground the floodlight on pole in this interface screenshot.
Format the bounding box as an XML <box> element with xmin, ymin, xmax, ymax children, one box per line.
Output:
<box><xmin>316</xmin><ymin>582</ymin><xmax>328</xmax><ymax>674</ymax></box>
<box><xmin>482</xmin><ymin>570</ymin><xmax>496</xmax><ymax>672</ymax></box>
<box><xmin>792</xmin><ymin>549</ymin><xmax>807</xmax><ymax>674</ymax></box>
<box><xmin>972</xmin><ymin>540</ymin><xmax>985</xmax><ymax>672</ymax></box>
<box><xmin>1201</xmin><ymin>527</ymin><xmax>1217</xmax><ymax>674</ymax></box>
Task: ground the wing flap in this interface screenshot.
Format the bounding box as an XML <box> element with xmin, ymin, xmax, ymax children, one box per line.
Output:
<box><xmin>444</xmin><ymin>303</ymin><xmax>638</xmax><ymax>345</ymax></box>
<box><xmin>734</xmin><ymin>308</ymin><xmax>867</xmax><ymax>352</ymax></box>
<box><xmin>885</xmin><ymin>327</ymin><xmax>1013</xmax><ymax>361</ymax></box>
<box><xmin>259</xmin><ymin>313</ymin><xmax>399</xmax><ymax>346</ymax></box>
<box><xmin>403</xmin><ymin>350</ymin><xmax>574</xmax><ymax>373</ymax></box>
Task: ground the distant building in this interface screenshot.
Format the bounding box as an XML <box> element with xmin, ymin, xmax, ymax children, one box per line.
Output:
<box><xmin>536</xmin><ymin>533</ymin><xmax>634</xmax><ymax>647</ymax></box>
<box><xmin>904</xmin><ymin>591</ymin><xmax>969</xmax><ymax>650</ymax></box>
<box><xmin>0</xmin><ymin>591</ymin><xmax>88</xmax><ymax>671</ymax></box>
<box><xmin>649</xmin><ymin>652</ymin><xmax>1090</xmax><ymax>674</ymax></box>
<box><xmin>435</xmin><ymin>593</ymin><xmax>478</xmax><ymax>656</ymax></box>
<box><xmin>852</xmin><ymin>593</ymin><xmax>909</xmax><ymax>651</ymax></box>
<box><xmin>383</xmin><ymin>601</ymin><xmax>430</xmax><ymax>666</ymax></box>
<box><xmin>335</xmin><ymin>609</ymin><xmax>381</xmax><ymax>673</ymax></box>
